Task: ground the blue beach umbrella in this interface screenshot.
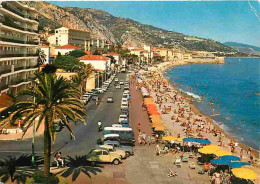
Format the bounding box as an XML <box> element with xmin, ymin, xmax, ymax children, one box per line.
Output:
<box><xmin>210</xmin><ymin>159</ymin><xmax>230</xmax><ymax>165</ymax></box>
<box><xmin>220</xmin><ymin>155</ymin><xmax>240</xmax><ymax>161</ymax></box>
<box><xmin>183</xmin><ymin>137</ymin><xmax>197</xmax><ymax>142</ymax></box>
<box><xmin>196</xmin><ymin>139</ymin><xmax>211</xmax><ymax>144</ymax></box>
<box><xmin>229</xmin><ymin>162</ymin><xmax>251</xmax><ymax>168</ymax></box>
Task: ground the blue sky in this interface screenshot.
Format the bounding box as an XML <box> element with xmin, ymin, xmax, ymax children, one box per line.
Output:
<box><xmin>50</xmin><ymin>1</ymin><xmax>260</xmax><ymax>47</ymax></box>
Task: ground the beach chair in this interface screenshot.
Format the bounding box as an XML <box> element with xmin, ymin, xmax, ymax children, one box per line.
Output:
<box><xmin>167</xmin><ymin>167</ymin><xmax>177</xmax><ymax>177</ymax></box>
<box><xmin>175</xmin><ymin>158</ymin><xmax>182</xmax><ymax>167</ymax></box>
<box><xmin>189</xmin><ymin>162</ymin><xmax>196</xmax><ymax>169</ymax></box>
<box><xmin>198</xmin><ymin>168</ymin><xmax>205</xmax><ymax>174</ymax></box>
<box><xmin>182</xmin><ymin>155</ymin><xmax>189</xmax><ymax>162</ymax></box>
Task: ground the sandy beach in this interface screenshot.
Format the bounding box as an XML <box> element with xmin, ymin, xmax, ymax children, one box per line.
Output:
<box><xmin>136</xmin><ymin>59</ymin><xmax>260</xmax><ymax>181</ymax></box>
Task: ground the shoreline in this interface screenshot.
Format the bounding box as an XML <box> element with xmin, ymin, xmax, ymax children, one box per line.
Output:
<box><xmin>158</xmin><ymin>60</ymin><xmax>259</xmax><ymax>159</ymax></box>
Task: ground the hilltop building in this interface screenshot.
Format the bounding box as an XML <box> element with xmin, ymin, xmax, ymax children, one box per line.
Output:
<box><xmin>0</xmin><ymin>1</ymin><xmax>39</xmax><ymax>98</ymax></box>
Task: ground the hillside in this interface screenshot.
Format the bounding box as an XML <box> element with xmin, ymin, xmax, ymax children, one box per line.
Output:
<box><xmin>23</xmin><ymin>1</ymin><xmax>235</xmax><ymax>52</ymax></box>
<box><xmin>223</xmin><ymin>42</ymin><xmax>260</xmax><ymax>56</ymax></box>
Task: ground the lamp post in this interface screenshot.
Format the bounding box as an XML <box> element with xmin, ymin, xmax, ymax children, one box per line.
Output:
<box><xmin>32</xmin><ymin>95</ymin><xmax>36</xmax><ymax>167</ymax></box>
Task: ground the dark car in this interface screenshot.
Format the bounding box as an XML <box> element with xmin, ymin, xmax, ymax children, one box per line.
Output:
<box><xmin>121</xmin><ymin>109</ymin><xmax>129</xmax><ymax>117</ymax></box>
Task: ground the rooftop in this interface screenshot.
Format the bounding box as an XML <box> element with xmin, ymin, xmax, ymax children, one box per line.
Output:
<box><xmin>55</xmin><ymin>44</ymin><xmax>80</xmax><ymax>50</ymax></box>
<box><xmin>78</xmin><ymin>55</ymin><xmax>109</xmax><ymax>61</ymax></box>
<box><xmin>108</xmin><ymin>52</ymin><xmax>120</xmax><ymax>56</ymax></box>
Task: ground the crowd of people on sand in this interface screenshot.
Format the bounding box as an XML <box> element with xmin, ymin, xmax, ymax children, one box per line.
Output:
<box><xmin>131</xmin><ymin>64</ymin><xmax>258</xmax><ymax>183</ymax></box>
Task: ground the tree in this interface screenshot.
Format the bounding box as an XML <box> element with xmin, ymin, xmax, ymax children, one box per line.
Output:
<box><xmin>10</xmin><ymin>72</ymin><xmax>87</xmax><ymax>176</ymax></box>
<box><xmin>107</xmin><ymin>55</ymin><xmax>116</xmax><ymax>64</ymax></box>
<box><xmin>71</xmin><ymin>64</ymin><xmax>93</xmax><ymax>94</ymax></box>
<box><xmin>66</xmin><ymin>50</ymin><xmax>86</xmax><ymax>58</ymax></box>
<box><xmin>36</xmin><ymin>48</ymin><xmax>46</xmax><ymax>69</ymax></box>
<box><xmin>52</xmin><ymin>55</ymin><xmax>84</xmax><ymax>72</ymax></box>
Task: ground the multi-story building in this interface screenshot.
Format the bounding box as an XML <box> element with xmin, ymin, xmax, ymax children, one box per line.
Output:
<box><xmin>0</xmin><ymin>1</ymin><xmax>39</xmax><ymax>96</ymax></box>
<box><xmin>49</xmin><ymin>27</ymin><xmax>90</xmax><ymax>50</ymax></box>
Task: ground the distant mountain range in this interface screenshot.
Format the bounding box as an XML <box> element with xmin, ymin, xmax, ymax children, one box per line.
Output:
<box><xmin>23</xmin><ymin>1</ymin><xmax>239</xmax><ymax>53</ymax></box>
<box><xmin>223</xmin><ymin>42</ymin><xmax>260</xmax><ymax>56</ymax></box>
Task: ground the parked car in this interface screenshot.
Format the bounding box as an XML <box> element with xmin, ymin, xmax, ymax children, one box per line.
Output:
<box><xmin>96</xmin><ymin>88</ymin><xmax>104</xmax><ymax>93</ymax></box>
<box><xmin>97</xmin><ymin>134</ymin><xmax>120</xmax><ymax>145</ymax></box>
<box><xmin>121</xmin><ymin>109</ymin><xmax>129</xmax><ymax>117</ymax></box>
<box><xmin>120</xmin><ymin>80</ymin><xmax>124</xmax><ymax>85</ymax></box>
<box><xmin>95</xmin><ymin>145</ymin><xmax>126</xmax><ymax>159</ymax></box>
<box><xmin>107</xmin><ymin>97</ymin><xmax>114</xmax><ymax>103</ymax></box>
<box><xmin>123</xmin><ymin>90</ymin><xmax>130</xmax><ymax>95</ymax></box>
<box><xmin>104</xmin><ymin>140</ymin><xmax>134</xmax><ymax>157</ymax></box>
<box><xmin>116</xmin><ymin>85</ymin><xmax>121</xmax><ymax>89</ymax></box>
<box><xmin>80</xmin><ymin>98</ymin><xmax>87</xmax><ymax>105</ymax></box>
<box><xmin>118</xmin><ymin>114</ymin><xmax>128</xmax><ymax>123</ymax></box>
<box><xmin>92</xmin><ymin>94</ymin><xmax>99</xmax><ymax>101</ymax></box>
<box><xmin>121</xmin><ymin>98</ymin><xmax>128</xmax><ymax>104</ymax></box>
<box><xmin>115</xmin><ymin>78</ymin><xmax>119</xmax><ymax>82</ymax></box>
<box><xmin>121</xmin><ymin>102</ymin><xmax>128</xmax><ymax>110</ymax></box>
<box><xmin>86</xmin><ymin>148</ymin><xmax>121</xmax><ymax>165</ymax></box>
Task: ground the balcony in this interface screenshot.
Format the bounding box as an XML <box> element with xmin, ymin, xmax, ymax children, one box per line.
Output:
<box><xmin>0</xmin><ymin>84</ymin><xmax>9</xmax><ymax>92</ymax></box>
<box><xmin>0</xmin><ymin>36</ymin><xmax>38</xmax><ymax>45</ymax></box>
<box><xmin>1</xmin><ymin>17</ymin><xmax>39</xmax><ymax>33</ymax></box>
<box><xmin>2</xmin><ymin>2</ymin><xmax>26</xmax><ymax>18</ymax></box>
<box><xmin>0</xmin><ymin>51</ymin><xmax>38</xmax><ymax>58</ymax></box>
<box><xmin>0</xmin><ymin>68</ymin><xmax>12</xmax><ymax>75</ymax></box>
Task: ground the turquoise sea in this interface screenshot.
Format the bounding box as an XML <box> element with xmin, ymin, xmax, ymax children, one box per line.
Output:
<box><xmin>165</xmin><ymin>58</ymin><xmax>260</xmax><ymax>150</ymax></box>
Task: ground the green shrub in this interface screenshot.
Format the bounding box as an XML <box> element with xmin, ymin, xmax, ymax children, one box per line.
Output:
<box><xmin>29</xmin><ymin>172</ymin><xmax>59</xmax><ymax>184</ymax></box>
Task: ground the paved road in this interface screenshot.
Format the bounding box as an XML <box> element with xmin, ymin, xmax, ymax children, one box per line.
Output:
<box><xmin>0</xmin><ymin>73</ymin><xmax>127</xmax><ymax>158</ymax></box>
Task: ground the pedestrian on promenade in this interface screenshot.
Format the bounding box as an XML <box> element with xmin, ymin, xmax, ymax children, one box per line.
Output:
<box><xmin>147</xmin><ymin>136</ymin><xmax>151</xmax><ymax>146</ymax></box>
<box><xmin>142</xmin><ymin>132</ymin><xmax>146</xmax><ymax>145</ymax></box>
<box><xmin>137</xmin><ymin>123</ymin><xmax>141</xmax><ymax>133</ymax></box>
<box><xmin>240</xmin><ymin>148</ymin><xmax>243</xmax><ymax>160</ymax></box>
<box><xmin>135</xmin><ymin>85</ymin><xmax>138</xmax><ymax>91</ymax></box>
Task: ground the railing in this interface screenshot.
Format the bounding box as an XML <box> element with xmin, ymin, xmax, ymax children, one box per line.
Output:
<box><xmin>2</xmin><ymin>17</ymin><xmax>39</xmax><ymax>33</ymax></box>
<box><xmin>0</xmin><ymin>37</ymin><xmax>38</xmax><ymax>45</ymax></box>
<box><xmin>0</xmin><ymin>53</ymin><xmax>38</xmax><ymax>58</ymax></box>
<box><xmin>9</xmin><ymin>79</ymin><xmax>28</xmax><ymax>86</ymax></box>
<box><xmin>0</xmin><ymin>84</ymin><xmax>9</xmax><ymax>91</ymax></box>
<box><xmin>2</xmin><ymin>2</ymin><xmax>26</xmax><ymax>18</ymax></box>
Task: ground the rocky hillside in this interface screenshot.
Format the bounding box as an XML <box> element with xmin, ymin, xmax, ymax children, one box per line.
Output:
<box><xmin>23</xmin><ymin>1</ymin><xmax>235</xmax><ymax>52</ymax></box>
<box><xmin>223</xmin><ymin>42</ymin><xmax>260</xmax><ymax>56</ymax></box>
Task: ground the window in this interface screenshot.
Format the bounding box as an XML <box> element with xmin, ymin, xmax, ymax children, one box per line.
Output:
<box><xmin>96</xmin><ymin>151</ymin><xmax>102</xmax><ymax>155</ymax></box>
<box><xmin>103</xmin><ymin>151</ymin><xmax>109</xmax><ymax>155</ymax></box>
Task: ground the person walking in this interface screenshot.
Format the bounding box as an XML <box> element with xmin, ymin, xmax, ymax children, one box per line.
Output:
<box><xmin>147</xmin><ymin>136</ymin><xmax>151</xmax><ymax>146</ymax></box>
<box><xmin>142</xmin><ymin>132</ymin><xmax>146</xmax><ymax>145</ymax></box>
<box><xmin>137</xmin><ymin>123</ymin><xmax>141</xmax><ymax>133</ymax></box>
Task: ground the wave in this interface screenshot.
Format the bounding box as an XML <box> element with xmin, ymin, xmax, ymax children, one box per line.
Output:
<box><xmin>178</xmin><ymin>89</ymin><xmax>201</xmax><ymax>100</ymax></box>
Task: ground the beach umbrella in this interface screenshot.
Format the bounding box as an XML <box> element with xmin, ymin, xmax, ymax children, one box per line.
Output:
<box><xmin>214</xmin><ymin>150</ymin><xmax>233</xmax><ymax>157</ymax></box>
<box><xmin>196</xmin><ymin>138</ymin><xmax>211</xmax><ymax>144</ymax></box>
<box><xmin>202</xmin><ymin>145</ymin><xmax>222</xmax><ymax>151</ymax></box>
<box><xmin>144</xmin><ymin>98</ymin><xmax>154</xmax><ymax>105</ymax></box>
<box><xmin>220</xmin><ymin>155</ymin><xmax>240</xmax><ymax>161</ymax></box>
<box><xmin>176</xmin><ymin>137</ymin><xmax>183</xmax><ymax>142</ymax></box>
<box><xmin>162</xmin><ymin>136</ymin><xmax>177</xmax><ymax>141</ymax></box>
<box><xmin>231</xmin><ymin>168</ymin><xmax>258</xmax><ymax>180</ymax></box>
<box><xmin>154</xmin><ymin>125</ymin><xmax>165</xmax><ymax>131</ymax></box>
<box><xmin>229</xmin><ymin>162</ymin><xmax>251</xmax><ymax>168</ymax></box>
<box><xmin>150</xmin><ymin>116</ymin><xmax>162</xmax><ymax>123</ymax></box>
<box><xmin>183</xmin><ymin>137</ymin><xmax>197</xmax><ymax>142</ymax></box>
<box><xmin>210</xmin><ymin>159</ymin><xmax>230</xmax><ymax>166</ymax></box>
<box><xmin>198</xmin><ymin>147</ymin><xmax>218</xmax><ymax>154</ymax></box>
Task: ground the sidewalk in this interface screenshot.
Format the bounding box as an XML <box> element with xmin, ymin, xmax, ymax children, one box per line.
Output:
<box><xmin>129</xmin><ymin>78</ymin><xmax>152</xmax><ymax>142</ymax></box>
<box><xmin>0</xmin><ymin>122</ymin><xmax>44</xmax><ymax>140</ymax></box>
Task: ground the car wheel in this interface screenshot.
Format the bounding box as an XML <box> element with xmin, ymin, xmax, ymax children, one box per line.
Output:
<box><xmin>126</xmin><ymin>152</ymin><xmax>130</xmax><ymax>157</ymax></box>
<box><xmin>113</xmin><ymin>159</ymin><xmax>120</xmax><ymax>165</ymax></box>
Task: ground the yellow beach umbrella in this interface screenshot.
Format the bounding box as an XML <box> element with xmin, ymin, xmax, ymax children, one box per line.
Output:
<box><xmin>150</xmin><ymin>115</ymin><xmax>161</xmax><ymax>119</ymax></box>
<box><xmin>202</xmin><ymin>145</ymin><xmax>222</xmax><ymax>151</ymax></box>
<box><xmin>231</xmin><ymin>168</ymin><xmax>258</xmax><ymax>180</ymax></box>
<box><xmin>162</xmin><ymin>136</ymin><xmax>177</xmax><ymax>141</ymax></box>
<box><xmin>151</xmin><ymin>116</ymin><xmax>162</xmax><ymax>123</ymax></box>
<box><xmin>214</xmin><ymin>150</ymin><xmax>233</xmax><ymax>157</ymax></box>
<box><xmin>198</xmin><ymin>147</ymin><xmax>218</xmax><ymax>154</ymax></box>
<box><xmin>154</xmin><ymin>125</ymin><xmax>165</xmax><ymax>131</ymax></box>
<box><xmin>144</xmin><ymin>98</ymin><xmax>154</xmax><ymax>105</ymax></box>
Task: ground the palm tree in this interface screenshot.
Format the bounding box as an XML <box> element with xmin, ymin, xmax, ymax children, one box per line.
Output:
<box><xmin>71</xmin><ymin>64</ymin><xmax>93</xmax><ymax>94</ymax></box>
<box><xmin>36</xmin><ymin>48</ymin><xmax>46</xmax><ymax>69</ymax></box>
<box><xmin>10</xmin><ymin>72</ymin><xmax>87</xmax><ymax>177</ymax></box>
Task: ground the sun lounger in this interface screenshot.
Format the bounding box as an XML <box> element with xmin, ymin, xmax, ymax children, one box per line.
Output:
<box><xmin>189</xmin><ymin>162</ymin><xmax>196</xmax><ymax>169</ymax></box>
<box><xmin>182</xmin><ymin>155</ymin><xmax>189</xmax><ymax>162</ymax></box>
<box><xmin>175</xmin><ymin>158</ymin><xmax>182</xmax><ymax>167</ymax></box>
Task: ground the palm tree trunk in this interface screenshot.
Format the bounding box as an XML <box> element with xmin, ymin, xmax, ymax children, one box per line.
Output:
<box><xmin>43</xmin><ymin>122</ymin><xmax>51</xmax><ymax>176</ymax></box>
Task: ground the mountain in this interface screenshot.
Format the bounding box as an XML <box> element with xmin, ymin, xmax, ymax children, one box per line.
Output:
<box><xmin>23</xmin><ymin>1</ymin><xmax>235</xmax><ymax>52</ymax></box>
<box><xmin>223</xmin><ymin>42</ymin><xmax>260</xmax><ymax>56</ymax></box>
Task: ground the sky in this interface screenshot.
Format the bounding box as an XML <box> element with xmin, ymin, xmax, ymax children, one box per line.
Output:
<box><xmin>50</xmin><ymin>1</ymin><xmax>260</xmax><ymax>47</ymax></box>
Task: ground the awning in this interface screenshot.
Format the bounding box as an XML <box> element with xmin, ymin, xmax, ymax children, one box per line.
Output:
<box><xmin>0</xmin><ymin>93</ymin><xmax>14</xmax><ymax>112</ymax></box>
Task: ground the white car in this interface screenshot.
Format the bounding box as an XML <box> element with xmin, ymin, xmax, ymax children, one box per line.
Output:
<box><xmin>116</xmin><ymin>85</ymin><xmax>121</xmax><ymax>89</ymax></box>
<box><xmin>121</xmin><ymin>98</ymin><xmax>128</xmax><ymax>104</ymax></box>
<box><xmin>123</xmin><ymin>90</ymin><xmax>130</xmax><ymax>95</ymax></box>
<box><xmin>96</xmin><ymin>88</ymin><xmax>104</xmax><ymax>93</ymax></box>
<box><xmin>112</xmin><ymin>124</ymin><xmax>123</xmax><ymax>128</ymax></box>
<box><xmin>120</xmin><ymin>81</ymin><xmax>124</xmax><ymax>85</ymax></box>
<box><xmin>80</xmin><ymin>98</ymin><xmax>87</xmax><ymax>104</ymax></box>
<box><xmin>107</xmin><ymin>97</ymin><xmax>114</xmax><ymax>103</ymax></box>
<box><xmin>97</xmin><ymin>144</ymin><xmax>126</xmax><ymax>159</ymax></box>
<box><xmin>118</xmin><ymin>114</ymin><xmax>128</xmax><ymax>123</ymax></box>
<box><xmin>121</xmin><ymin>102</ymin><xmax>128</xmax><ymax>110</ymax></box>
<box><xmin>115</xmin><ymin>78</ymin><xmax>119</xmax><ymax>82</ymax></box>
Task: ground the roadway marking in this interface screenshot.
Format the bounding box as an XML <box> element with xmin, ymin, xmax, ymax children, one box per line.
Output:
<box><xmin>149</xmin><ymin>161</ymin><xmax>159</xmax><ymax>169</ymax></box>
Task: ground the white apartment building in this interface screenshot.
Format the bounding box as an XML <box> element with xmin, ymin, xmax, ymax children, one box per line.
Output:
<box><xmin>0</xmin><ymin>1</ymin><xmax>39</xmax><ymax>96</ymax></box>
<box><xmin>49</xmin><ymin>27</ymin><xmax>90</xmax><ymax>50</ymax></box>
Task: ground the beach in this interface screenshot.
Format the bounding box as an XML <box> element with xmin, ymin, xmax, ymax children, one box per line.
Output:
<box><xmin>137</xmin><ymin>59</ymin><xmax>260</xmax><ymax>174</ymax></box>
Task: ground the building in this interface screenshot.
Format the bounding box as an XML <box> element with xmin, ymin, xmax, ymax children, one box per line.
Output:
<box><xmin>49</xmin><ymin>27</ymin><xmax>90</xmax><ymax>50</ymax></box>
<box><xmin>0</xmin><ymin>1</ymin><xmax>39</xmax><ymax>97</ymax></box>
<box><xmin>78</xmin><ymin>55</ymin><xmax>110</xmax><ymax>71</ymax></box>
<box><xmin>183</xmin><ymin>53</ymin><xmax>193</xmax><ymax>60</ymax></box>
<box><xmin>107</xmin><ymin>52</ymin><xmax>121</xmax><ymax>65</ymax></box>
<box><xmin>54</xmin><ymin>44</ymin><xmax>80</xmax><ymax>56</ymax></box>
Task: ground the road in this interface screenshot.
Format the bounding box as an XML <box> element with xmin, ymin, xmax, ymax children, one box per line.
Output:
<box><xmin>0</xmin><ymin>73</ymin><xmax>127</xmax><ymax>158</ymax></box>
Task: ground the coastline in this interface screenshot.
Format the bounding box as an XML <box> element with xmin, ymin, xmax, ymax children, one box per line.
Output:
<box><xmin>157</xmin><ymin>59</ymin><xmax>259</xmax><ymax>159</ymax></box>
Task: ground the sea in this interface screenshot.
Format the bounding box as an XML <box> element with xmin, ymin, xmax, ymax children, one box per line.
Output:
<box><xmin>165</xmin><ymin>58</ymin><xmax>260</xmax><ymax>150</ymax></box>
